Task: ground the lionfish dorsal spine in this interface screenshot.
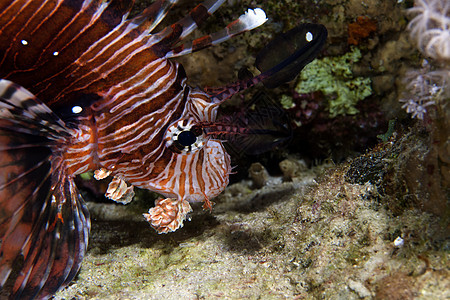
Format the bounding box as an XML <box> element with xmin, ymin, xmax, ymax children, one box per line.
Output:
<box><xmin>131</xmin><ymin>0</ymin><xmax>179</xmax><ymax>33</ymax></box>
<box><xmin>166</xmin><ymin>7</ymin><xmax>267</xmax><ymax>58</ymax></box>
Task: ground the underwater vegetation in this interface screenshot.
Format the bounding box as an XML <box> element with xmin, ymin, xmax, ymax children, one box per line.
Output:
<box><xmin>293</xmin><ymin>46</ymin><xmax>373</xmax><ymax>118</ymax></box>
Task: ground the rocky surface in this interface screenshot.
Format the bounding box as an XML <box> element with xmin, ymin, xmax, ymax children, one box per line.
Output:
<box><xmin>56</xmin><ymin>131</ymin><xmax>448</xmax><ymax>299</ymax></box>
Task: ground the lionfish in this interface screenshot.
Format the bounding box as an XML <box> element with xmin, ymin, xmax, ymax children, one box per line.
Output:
<box><xmin>0</xmin><ymin>0</ymin><xmax>327</xmax><ymax>298</ymax></box>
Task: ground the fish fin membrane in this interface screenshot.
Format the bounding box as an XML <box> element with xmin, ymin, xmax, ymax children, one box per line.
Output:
<box><xmin>232</xmin><ymin>92</ymin><xmax>292</xmax><ymax>155</ymax></box>
<box><xmin>0</xmin><ymin>0</ymin><xmax>225</xmax><ymax>109</ymax></box>
<box><xmin>0</xmin><ymin>80</ymin><xmax>90</xmax><ymax>299</ymax></box>
<box><xmin>211</xmin><ymin>91</ymin><xmax>292</xmax><ymax>155</ymax></box>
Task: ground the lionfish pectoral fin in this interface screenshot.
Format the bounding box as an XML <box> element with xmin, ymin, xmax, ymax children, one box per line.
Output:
<box><xmin>205</xmin><ymin>91</ymin><xmax>293</xmax><ymax>155</ymax></box>
<box><xmin>236</xmin><ymin>91</ymin><xmax>293</xmax><ymax>155</ymax></box>
<box><xmin>0</xmin><ymin>80</ymin><xmax>90</xmax><ymax>299</ymax></box>
<box><xmin>143</xmin><ymin>198</ymin><xmax>192</xmax><ymax>234</ymax></box>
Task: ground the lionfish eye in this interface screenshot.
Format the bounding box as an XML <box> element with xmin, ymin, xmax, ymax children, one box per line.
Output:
<box><xmin>165</xmin><ymin>120</ymin><xmax>206</xmax><ymax>153</ymax></box>
<box><xmin>177</xmin><ymin>130</ymin><xmax>197</xmax><ymax>147</ymax></box>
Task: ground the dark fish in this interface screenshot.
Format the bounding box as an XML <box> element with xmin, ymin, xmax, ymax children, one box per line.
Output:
<box><xmin>255</xmin><ymin>23</ymin><xmax>328</xmax><ymax>88</ymax></box>
<box><xmin>203</xmin><ymin>23</ymin><xmax>328</xmax><ymax>153</ymax></box>
<box><xmin>204</xmin><ymin>22</ymin><xmax>328</xmax><ymax>100</ymax></box>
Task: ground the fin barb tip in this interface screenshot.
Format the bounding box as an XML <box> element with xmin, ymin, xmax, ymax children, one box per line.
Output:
<box><xmin>239</xmin><ymin>8</ymin><xmax>268</xmax><ymax>30</ymax></box>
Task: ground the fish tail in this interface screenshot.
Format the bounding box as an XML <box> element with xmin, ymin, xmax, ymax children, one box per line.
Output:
<box><xmin>0</xmin><ymin>80</ymin><xmax>90</xmax><ymax>299</ymax></box>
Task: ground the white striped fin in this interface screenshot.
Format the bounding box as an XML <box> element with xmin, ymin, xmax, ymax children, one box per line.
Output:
<box><xmin>166</xmin><ymin>7</ymin><xmax>268</xmax><ymax>58</ymax></box>
<box><xmin>0</xmin><ymin>79</ymin><xmax>90</xmax><ymax>299</ymax></box>
<box><xmin>0</xmin><ymin>79</ymin><xmax>72</xmax><ymax>140</ymax></box>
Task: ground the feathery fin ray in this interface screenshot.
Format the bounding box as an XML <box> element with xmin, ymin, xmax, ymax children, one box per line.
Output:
<box><xmin>0</xmin><ymin>79</ymin><xmax>90</xmax><ymax>299</ymax></box>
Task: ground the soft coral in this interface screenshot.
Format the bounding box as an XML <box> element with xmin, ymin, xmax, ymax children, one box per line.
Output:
<box><xmin>408</xmin><ymin>0</ymin><xmax>450</xmax><ymax>62</ymax></box>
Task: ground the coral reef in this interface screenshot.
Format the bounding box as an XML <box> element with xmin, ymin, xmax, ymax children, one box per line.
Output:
<box><xmin>348</xmin><ymin>16</ymin><xmax>378</xmax><ymax>45</ymax></box>
<box><xmin>399</xmin><ymin>64</ymin><xmax>449</xmax><ymax>120</ymax></box>
<box><xmin>55</xmin><ymin>128</ymin><xmax>449</xmax><ymax>299</ymax></box>
<box><xmin>400</xmin><ymin>0</ymin><xmax>449</xmax><ymax>121</ymax></box>
<box><xmin>285</xmin><ymin>93</ymin><xmax>386</xmax><ymax>160</ymax></box>
<box><xmin>396</xmin><ymin>0</ymin><xmax>450</xmax><ymax>215</ymax></box>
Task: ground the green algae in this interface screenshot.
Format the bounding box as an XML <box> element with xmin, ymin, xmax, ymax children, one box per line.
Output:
<box><xmin>79</xmin><ymin>171</ymin><xmax>94</xmax><ymax>181</ymax></box>
<box><xmin>295</xmin><ymin>47</ymin><xmax>373</xmax><ymax>117</ymax></box>
<box><xmin>377</xmin><ymin>119</ymin><xmax>396</xmax><ymax>142</ymax></box>
<box><xmin>280</xmin><ymin>94</ymin><xmax>295</xmax><ymax>110</ymax></box>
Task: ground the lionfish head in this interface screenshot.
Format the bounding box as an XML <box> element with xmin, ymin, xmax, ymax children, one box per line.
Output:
<box><xmin>161</xmin><ymin>86</ymin><xmax>232</xmax><ymax>201</ymax></box>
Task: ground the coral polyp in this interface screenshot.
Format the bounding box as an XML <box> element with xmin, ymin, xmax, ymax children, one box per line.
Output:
<box><xmin>408</xmin><ymin>0</ymin><xmax>450</xmax><ymax>62</ymax></box>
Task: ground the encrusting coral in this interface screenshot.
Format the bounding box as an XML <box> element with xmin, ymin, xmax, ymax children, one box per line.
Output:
<box><xmin>294</xmin><ymin>47</ymin><xmax>373</xmax><ymax>118</ymax></box>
